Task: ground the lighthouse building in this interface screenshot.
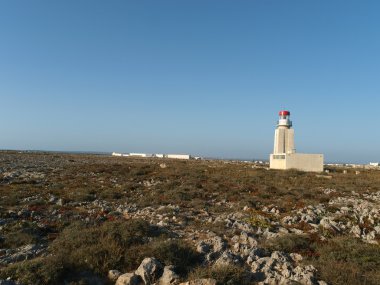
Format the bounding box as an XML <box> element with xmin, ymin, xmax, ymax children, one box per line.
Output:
<box><xmin>270</xmin><ymin>111</ymin><xmax>324</xmax><ymax>172</ymax></box>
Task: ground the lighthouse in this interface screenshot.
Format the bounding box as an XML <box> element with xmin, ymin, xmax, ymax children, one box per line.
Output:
<box><xmin>270</xmin><ymin>110</ymin><xmax>324</xmax><ymax>172</ymax></box>
<box><xmin>273</xmin><ymin>111</ymin><xmax>295</xmax><ymax>155</ymax></box>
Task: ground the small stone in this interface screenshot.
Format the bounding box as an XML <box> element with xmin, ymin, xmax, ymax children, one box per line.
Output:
<box><xmin>49</xmin><ymin>196</ymin><xmax>57</xmax><ymax>203</ymax></box>
<box><xmin>108</xmin><ymin>269</ymin><xmax>122</xmax><ymax>281</ymax></box>
<box><xmin>290</xmin><ymin>253</ymin><xmax>303</xmax><ymax>262</ymax></box>
<box><xmin>157</xmin><ymin>220</ymin><xmax>167</xmax><ymax>227</ymax></box>
<box><xmin>350</xmin><ymin>225</ymin><xmax>361</xmax><ymax>237</ymax></box>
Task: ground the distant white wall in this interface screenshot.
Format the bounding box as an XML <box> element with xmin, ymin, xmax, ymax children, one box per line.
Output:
<box><xmin>112</xmin><ymin>152</ymin><xmax>192</xmax><ymax>160</ymax></box>
<box><xmin>129</xmin><ymin>153</ymin><xmax>147</xmax><ymax>157</ymax></box>
<box><xmin>166</xmin><ymin>154</ymin><xmax>190</xmax><ymax>160</ymax></box>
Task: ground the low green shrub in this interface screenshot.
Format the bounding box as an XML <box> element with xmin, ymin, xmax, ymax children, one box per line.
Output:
<box><xmin>312</xmin><ymin>237</ymin><xmax>380</xmax><ymax>285</ymax></box>
<box><xmin>1</xmin><ymin>221</ymin><xmax>43</xmax><ymax>249</ymax></box>
<box><xmin>263</xmin><ymin>234</ymin><xmax>315</xmax><ymax>254</ymax></box>
<box><xmin>0</xmin><ymin>256</ymin><xmax>66</xmax><ymax>285</ymax></box>
<box><xmin>189</xmin><ymin>264</ymin><xmax>251</xmax><ymax>285</ymax></box>
<box><xmin>0</xmin><ymin>219</ymin><xmax>162</xmax><ymax>284</ymax></box>
<box><xmin>135</xmin><ymin>239</ymin><xmax>201</xmax><ymax>276</ymax></box>
<box><xmin>0</xmin><ymin>219</ymin><xmax>202</xmax><ymax>285</ymax></box>
<box><xmin>50</xmin><ymin>219</ymin><xmax>160</xmax><ymax>274</ymax></box>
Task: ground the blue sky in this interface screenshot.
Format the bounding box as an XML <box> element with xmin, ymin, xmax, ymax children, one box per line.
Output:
<box><xmin>0</xmin><ymin>1</ymin><xmax>379</xmax><ymax>163</ymax></box>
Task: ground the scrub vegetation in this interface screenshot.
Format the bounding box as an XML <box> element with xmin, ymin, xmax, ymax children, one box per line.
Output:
<box><xmin>0</xmin><ymin>151</ymin><xmax>379</xmax><ymax>284</ymax></box>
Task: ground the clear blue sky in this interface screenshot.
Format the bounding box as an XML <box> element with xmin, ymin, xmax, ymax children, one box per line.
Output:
<box><xmin>1</xmin><ymin>1</ymin><xmax>379</xmax><ymax>163</ymax></box>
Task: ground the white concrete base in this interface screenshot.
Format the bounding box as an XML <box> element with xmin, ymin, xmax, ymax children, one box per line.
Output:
<box><xmin>270</xmin><ymin>153</ymin><xmax>324</xmax><ymax>172</ymax></box>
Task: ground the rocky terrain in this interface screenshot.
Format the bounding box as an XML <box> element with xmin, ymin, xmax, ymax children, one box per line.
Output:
<box><xmin>0</xmin><ymin>151</ymin><xmax>379</xmax><ymax>285</ymax></box>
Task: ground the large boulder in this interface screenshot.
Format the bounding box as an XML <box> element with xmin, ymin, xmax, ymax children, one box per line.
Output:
<box><xmin>135</xmin><ymin>257</ymin><xmax>163</xmax><ymax>285</ymax></box>
<box><xmin>115</xmin><ymin>273</ymin><xmax>143</xmax><ymax>285</ymax></box>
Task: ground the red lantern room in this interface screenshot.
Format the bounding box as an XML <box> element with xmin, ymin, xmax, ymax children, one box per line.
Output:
<box><xmin>278</xmin><ymin>110</ymin><xmax>292</xmax><ymax>127</ymax></box>
<box><xmin>279</xmin><ymin>110</ymin><xmax>290</xmax><ymax>117</ymax></box>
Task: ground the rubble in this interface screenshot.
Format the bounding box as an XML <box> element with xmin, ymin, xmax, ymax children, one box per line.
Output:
<box><xmin>279</xmin><ymin>189</ymin><xmax>380</xmax><ymax>244</ymax></box>
<box><xmin>0</xmin><ymin>244</ymin><xmax>47</xmax><ymax>266</ymax></box>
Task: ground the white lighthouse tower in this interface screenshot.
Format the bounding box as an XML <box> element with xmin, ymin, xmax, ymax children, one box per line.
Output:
<box><xmin>273</xmin><ymin>110</ymin><xmax>295</xmax><ymax>155</ymax></box>
<box><xmin>270</xmin><ymin>110</ymin><xmax>324</xmax><ymax>172</ymax></box>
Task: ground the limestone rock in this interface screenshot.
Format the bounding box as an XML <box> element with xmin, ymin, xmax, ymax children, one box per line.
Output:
<box><xmin>135</xmin><ymin>257</ymin><xmax>163</xmax><ymax>285</ymax></box>
<box><xmin>250</xmin><ymin>250</ymin><xmax>322</xmax><ymax>285</ymax></box>
<box><xmin>108</xmin><ymin>270</ymin><xmax>122</xmax><ymax>281</ymax></box>
<box><xmin>196</xmin><ymin>236</ymin><xmax>227</xmax><ymax>262</ymax></box>
<box><xmin>116</xmin><ymin>273</ymin><xmax>143</xmax><ymax>285</ymax></box>
<box><xmin>350</xmin><ymin>225</ymin><xmax>361</xmax><ymax>237</ymax></box>
<box><xmin>158</xmin><ymin>265</ymin><xmax>180</xmax><ymax>285</ymax></box>
<box><xmin>56</xmin><ymin>198</ymin><xmax>64</xmax><ymax>206</ymax></box>
<box><xmin>215</xmin><ymin>250</ymin><xmax>241</xmax><ymax>266</ymax></box>
<box><xmin>0</xmin><ymin>244</ymin><xmax>47</xmax><ymax>266</ymax></box>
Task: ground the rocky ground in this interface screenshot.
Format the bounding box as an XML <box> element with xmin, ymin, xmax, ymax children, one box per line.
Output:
<box><xmin>0</xmin><ymin>152</ymin><xmax>379</xmax><ymax>285</ymax></box>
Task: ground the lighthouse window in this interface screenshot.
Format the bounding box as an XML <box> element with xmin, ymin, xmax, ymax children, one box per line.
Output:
<box><xmin>273</xmin><ymin>155</ymin><xmax>285</xmax><ymax>159</ymax></box>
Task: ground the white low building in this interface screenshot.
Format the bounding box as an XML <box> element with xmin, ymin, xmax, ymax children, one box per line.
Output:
<box><xmin>129</xmin><ymin>153</ymin><xmax>148</xmax><ymax>157</ymax></box>
<box><xmin>166</xmin><ymin>154</ymin><xmax>191</xmax><ymax>160</ymax></box>
<box><xmin>112</xmin><ymin>152</ymin><xmax>192</xmax><ymax>160</ymax></box>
